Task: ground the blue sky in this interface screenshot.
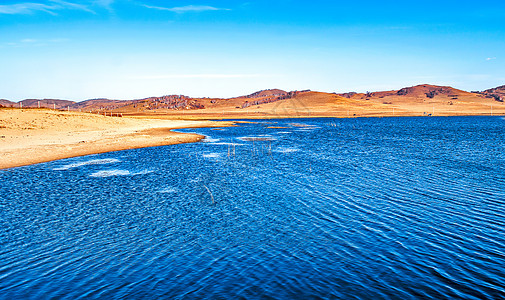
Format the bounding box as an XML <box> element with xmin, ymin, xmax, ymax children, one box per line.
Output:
<box><xmin>1</xmin><ymin>0</ymin><xmax>504</xmax><ymax>101</ymax></box>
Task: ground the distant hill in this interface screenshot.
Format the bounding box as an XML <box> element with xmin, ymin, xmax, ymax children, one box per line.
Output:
<box><xmin>339</xmin><ymin>84</ymin><xmax>476</xmax><ymax>100</ymax></box>
<box><xmin>480</xmin><ymin>85</ymin><xmax>505</xmax><ymax>102</ymax></box>
<box><xmin>242</xmin><ymin>89</ymin><xmax>288</xmax><ymax>98</ymax></box>
<box><xmin>1</xmin><ymin>84</ymin><xmax>504</xmax><ymax>117</ymax></box>
<box><xmin>20</xmin><ymin>99</ymin><xmax>75</xmax><ymax>109</ymax></box>
<box><xmin>0</xmin><ymin>99</ymin><xmax>16</xmax><ymax>107</ymax></box>
<box><xmin>71</xmin><ymin>99</ymin><xmax>137</xmax><ymax>111</ymax></box>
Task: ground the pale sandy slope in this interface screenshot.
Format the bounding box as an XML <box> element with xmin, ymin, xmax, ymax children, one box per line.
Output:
<box><xmin>0</xmin><ymin>109</ymin><xmax>230</xmax><ymax>169</ymax></box>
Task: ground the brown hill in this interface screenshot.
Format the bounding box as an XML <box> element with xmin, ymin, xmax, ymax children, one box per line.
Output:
<box><xmin>328</xmin><ymin>84</ymin><xmax>502</xmax><ymax>117</ymax></box>
<box><xmin>339</xmin><ymin>84</ymin><xmax>475</xmax><ymax>100</ymax></box>
<box><xmin>242</xmin><ymin>89</ymin><xmax>288</xmax><ymax>98</ymax></box>
<box><xmin>71</xmin><ymin>99</ymin><xmax>137</xmax><ymax>111</ymax></box>
<box><xmin>480</xmin><ymin>85</ymin><xmax>505</xmax><ymax>102</ymax></box>
<box><xmin>139</xmin><ymin>84</ymin><xmax>502</xmax><ymax>119</ymax></box>
<box><xmin>20</xmin><ymin>99</ymin><xmax>75</xmax><ymax>109</ymax></box>
<box><xmin>100</xmin><ymin>90</ymin><xmax>306</xmax><ymax>114</ymax></box>
<box><xmin>0</xmin><ymin>99</ymin><xmax>16</xmax><ymax>107</ymax></box>
<box><xmin>2</xmin><ymin>84</ymin><xmax>504</xmax><ymax>118</ymax></box>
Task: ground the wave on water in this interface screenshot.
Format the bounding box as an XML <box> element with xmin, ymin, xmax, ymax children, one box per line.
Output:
<box><xmin>274</xmin><ymin>147</ymin><xmax>300</xmax><ymax>153</ymax></box>
<box><xmin>208</xmin><ymin>142</ymin><xmax>244</xmax><ymax>146</ymax></box>
<box><xmin>288</xmin><ymin>123</ymin><xmax>319</xmax><ymax>131</ymax></box>
<box><xmin>90</xmin><ymin>170</ymin><xmax>130</xmax><ymax>177</ymax></box>
<box><xmin>53</xmin><ymin>158</ymin><xmax>120</xmax><ymax>171</ymax></box>
<box><xmin>157</xmin><ymin>187</ymin><xmax>178</xmax><ymax>194</ymax></box>
<box><xmin>202</xmin><ymin>153</ymin><xmax>221</xmax><ymax>158</ymax></box>
<box><xmin>296</xmin><ymin>127</ymin><xmax>318</xmax><ymax>131</ymax></box>
<box><xmin>89</xmin><ymin>169</ymin><xmax>153</xmax><ymax>178</ymax></box>
<box><xmin>202</xmin><ymin>137</ymin><xmax>220</xmax><ymax>143</ymax></box>
<box><xmin>238</xmin><ymin>136</ymin><xmax>276</xmax><ymax>142</ymax></box>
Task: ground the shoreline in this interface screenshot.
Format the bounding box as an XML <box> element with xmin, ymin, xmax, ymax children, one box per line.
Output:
<box><xmin>0</xmin><ymin>109</ymin><xmax>232</xmax><ymax>170</ymax></box>
<box><xmin>1</xmin><ymin>108</ymin><xmax>503</xmax><ymax>170</ymax></box>
<box><xmin>123</xmin><ymin>110</ymin><xmax>504</xmax><ymax>121</ymax></box>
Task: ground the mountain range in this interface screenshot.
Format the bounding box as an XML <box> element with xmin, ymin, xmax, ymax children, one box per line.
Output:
<box><xmin>1</xmin><ymin>84</ymin><xmax>504</xmax><ymax>117</ymax></box>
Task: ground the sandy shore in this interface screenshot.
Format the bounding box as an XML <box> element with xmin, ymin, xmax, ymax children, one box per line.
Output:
<box><xmin>0</xmin><ymin>109</ymin><xmax>231</xmax><ymax>169</ymax></box>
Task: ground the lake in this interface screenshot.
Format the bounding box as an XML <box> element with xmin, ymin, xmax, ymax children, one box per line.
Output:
<box><xmin>1</xmin><ymin>116</ymin><xmax>504</xmax><ymax>299</ymax></box>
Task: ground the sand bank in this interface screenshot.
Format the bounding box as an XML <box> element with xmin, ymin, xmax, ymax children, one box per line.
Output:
<box><xmin>0</xmin><ymin>109</ymin><xmax>231</xmax><ymax>169</ymax></box>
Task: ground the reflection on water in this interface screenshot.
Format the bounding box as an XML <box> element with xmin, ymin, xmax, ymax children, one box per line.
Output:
<box><xmin>1</xmin><ymin>117</ymin><xmax>505</xmax><ymax>299</ymax></box>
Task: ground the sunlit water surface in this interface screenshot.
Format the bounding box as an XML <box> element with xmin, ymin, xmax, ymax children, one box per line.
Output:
<box><xmin>1</xmin><ymin>117</ymin><xmax>505</xmax><ymax>299</ymax></box>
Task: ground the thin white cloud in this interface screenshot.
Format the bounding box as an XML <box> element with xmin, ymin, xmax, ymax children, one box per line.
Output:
<box><xmin>93</xmin><ymin>0</ymin><xmax>114</xmax><ymax>6</ymax></box>
<box><xmin>132</xmin><ymin>74</ymin><xmax>263</xmax><ymax>80</ymax></box>
<box><xmin>92</xmin><ymin>0</ymin><xmax>114</xmax><ymax>13</ymax></box>
<box><xmin>4</xmin><ymin>38</ymin><xmax>70</xmax><ymax>47</ymax></box>
<box><xmin>0</xmin><ymin>3</ymin><xmax>57</xmax><ymax>15</ymax></box>
<box><xmin>0</xmin><ymin>0</ymin><xmax>94</xmax><ymax>15</ymax></box>
<box><xmin>52</xmin><ymin>0</ymin><xmax>94</xmax><ymax>13</ymax></box>
<box><xmin>142</xmin><ymin>4</ymin><xmax>230</xmax><ymax>13</ymax></box>
<box><xmin>486</xmin><ymin>57</ymin><xmax>496</xmax><ymax>61</ymax></box>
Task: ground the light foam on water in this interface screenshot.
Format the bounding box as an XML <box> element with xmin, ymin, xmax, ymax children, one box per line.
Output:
<box><xmin>89</xmin><ymin>169</ymin><xmax>153</xmax><ymax>178</ymax></box>
<box><xmin>157</xmin><ymin>187</ymin><xmax>178</xmax><ymax>194</ymax></box>
<box><xmin>53</xmin><ymin>158</ymin><xmax>120</xmax><ymax>171</ymax></box>
<box><xmin>134</xmin><ymin>170</ymin><xmax>154</xmax><ymax>175</ymax></box>
<box><xmin>209</xmin><ymin>142</ymin><xmax>244</xmax><ymax>146</ymax></box>
<box><xmin>90</xmin><ymin>170</ymin><xmax>131</xmax><ymax>177</ymax></box>
<box><xmin>202</xmin><ymin>137</ymin><xmax>220</xmax><ymax>143</ymax></box>
<box><xmin>274</xmin><ymin>147</ymin><xmax>300</xmax><ymax>153</ymax></box>
<box><xmin>238</xmin><ymin>136</ymin><xmax>276</xmax><ymax>142</ymax></box>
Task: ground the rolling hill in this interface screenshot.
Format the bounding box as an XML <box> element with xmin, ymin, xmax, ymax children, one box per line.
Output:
<box><xmin>1</xmin><ymin>84</ymin><xmax>504</xmax><ymax>118</ymax></box>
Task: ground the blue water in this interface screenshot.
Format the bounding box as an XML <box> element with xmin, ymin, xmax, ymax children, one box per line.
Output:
<box><xmin>1</xmin><ymin>117</ymin><xmax>505</xmax><ymax>299</ymax></box>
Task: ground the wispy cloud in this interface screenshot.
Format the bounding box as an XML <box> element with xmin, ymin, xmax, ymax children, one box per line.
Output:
<box><xmin>53</xmin><ymin>0</ymin><xmax>93</xmax><ymax>12</ymax></box>
<box><xmin>92</xmin><ymin>0</ymin><xmax>114</xmax><ymax>12</ymax></box>
<box><xmin>0</xmin><ymin>0</ymin><xmax>94</xmax><ymax>15</ymax></box>
<box><xmin>21</xmin><ymin>38</ymin><xmax>37</xmax><ymax>43</ymax></box>
<box><xmin>142</xmin><ymin>4</ymin><xmax>230</xmax><ymax>13</ymax></box>
<box><xmin>0</xmin><ymin>3</ymin><xmax>58</xmax><ymax>15</ymax></box>
<box><xmin>93</xmin><ymin>0</ymin><xmax>114</xmax><ymax>7</ymax></box>
<box><xmin>132</xmin><ymin>74</ymin><xmax>262</xmax><ymax>80</ymax></box>
<box><xmin>486</xmin><ymin>57</ymin><xmax>496</xmax><ymax>61</ymax></box>
<box><xmin>4</xmin><ymin>38</ymin><xmax>70</xmax><ymax>47</ymax></box>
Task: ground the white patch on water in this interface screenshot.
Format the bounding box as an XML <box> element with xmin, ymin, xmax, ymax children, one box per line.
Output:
<box><xmin>157</xmin><ymin>187</ymin><xmax>178</xmax><ymax>194</ymax></box>
<box><xmin>274</xmin><ymin>147</ymin><xmax>300</xmax><ymax>153</ymax></box>
<box><xmin>277</xmin><ymin>131</ymin><xmax>292</xmax><ymax>134</ymax></box>
<box><xmin>202</xmin><ymin>136</ymin><xmax>220</xmax><ymax>143</ymax></box>
<box><xmin>90</xmin><ymin>169</ymin><xmax>131</xmax><ymax>177</ymax></box>
<box><xmin>210</xmin><ymin>142</ymin><xmax>244</xmax><ymax>146</ymax></box>
<box><xmin>89</xmin><ymin>169</ymin><xmax>153</xmax><ymax>178</ymax></box>
<box><xmin>133</xmin><ymin>170</ymin><xmax>154</xmax><ymax>175</ymax></box>
<box><xmin>54</xmin><ymin>158</ymin><xmax>120</xmax><ymax>171</ymax></box>
<box><xmin>295</xmin><ymin>126</ymin><xmax>319</xmax><ymax>131</ymax></box>
<box><xmin>238</xmin><ymin>136</ymin><xmax>276</xmax><ymax>142</ymax></box>
<box><xmin>288</xmin><ymin>123</ymin><xmax>319</xmax><ymax>131</ymax></box>
<box><xmin>202</xmin><ymin>153</ymin><xmax>221</xmax><ymax>158</ymax></box>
